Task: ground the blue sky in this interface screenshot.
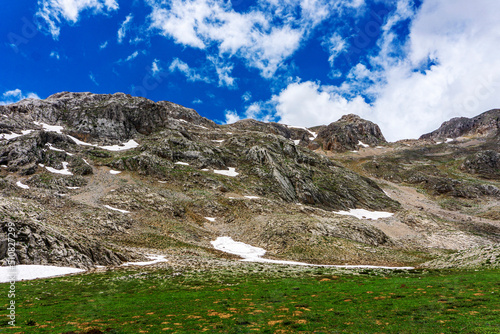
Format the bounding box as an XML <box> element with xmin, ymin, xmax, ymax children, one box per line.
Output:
<box><xmin>1</xmin><ymin>0</ymin><xmax>499</xmax><ymax>140</ymax></box>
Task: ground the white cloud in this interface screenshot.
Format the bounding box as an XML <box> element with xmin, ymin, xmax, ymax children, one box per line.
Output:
<box><xmin>89</xmin><ymin>72</ymin><xmax>99</xmax><ymax>86</ymax></box>
<box><xmin>242</xmin><ymin>91</ymin><xmax>252</xmax><ymax>102</ymax></box>
<box><xmin>271</xmin><ymin>0</ymin><xmax>500</xmax><ymax>141</ymax></box>
<box><xmin>36</xmin><ymin>0</ymin><xmax>119</xmax><ymax>39</ymax></box>
<box><xmin>323</xmin><ymin>33</ymin><xmax>346</xmax><ymax>67</ymax></box>
<box><xmin>50</xmin><ymin>51</ymin><xmax>60</xmax><ymax>59</ymax></box>
<box><xmin>125</xmin><ymin>51</ymin><xmax>139</xmax><ymax>62</ymax></box>
<box><xmin>99</xmin><ymin>41</ymin><xmax>108</xmax><ymax>49</ymax></box>
<box><xmin>192</xmin><ymin>98</ymin><xmax>203</xmax><ymax>104</ymax></box>
<box><xmin>147</xmin><ymin>0</ymin><xmax>333</xmax><ymax>78</ymax></box>
<box><xmin>224</xmin><ymin>110</ymin><xmax>241</xmax><ymax>124</ymax></box>
<box><xmin>168</xmin><ymin>58</ymin><xmax>210</xmax><ymax>82</ymax></box>
<box><xmin>0</xmin><ymin>89</ymin><xmax>40</xmax><ymax>105</ymax></box>
<box><xmin>151</xmin><ymin>59</ymin><xmax>161</xmax><ymax>76</ymax></box>
<box><xmin>272</xmin><ymin>81</ymin><xmax>371</xmax><ymax>127</ymax></box>
<box><xmin>118</xmin><ymin>14</ymin><xmax>133</xmax><ymax>43</ymax></box>
<box><xmin>207</xmin><ymin>56</ymin><xmax>236</xmax><ymax>88</ymax></box>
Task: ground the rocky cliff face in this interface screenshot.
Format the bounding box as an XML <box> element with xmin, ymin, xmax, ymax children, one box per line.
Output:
<box><xmin>420</xmin><ymin>109</ymin><xmax>500</xmax><ymax>140</ymax></box>
<box><xmin>314</xmin><ymin>114</ymin><xmax>386</xmax><ymax>152</ymax></box>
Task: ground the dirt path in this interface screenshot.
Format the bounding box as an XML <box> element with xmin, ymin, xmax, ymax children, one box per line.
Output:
<box><xmin>71</xmin><ymin>164</ymin><xmax>133</xmax><ymax>207</ymax></box>
<box><xmin>381</xmin><ymin>180</ymin><xmax>500</xmax><ymax>228</ymax></box>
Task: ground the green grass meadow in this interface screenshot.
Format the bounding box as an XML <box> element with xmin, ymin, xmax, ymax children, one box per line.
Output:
<box><xmin>1</xmin><ymin>267</ymin><xmax>499</xmax><ymax>333</ymax></box>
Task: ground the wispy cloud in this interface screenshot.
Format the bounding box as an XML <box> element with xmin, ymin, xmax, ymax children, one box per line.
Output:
<box><xmin>151</xmin><ymin>59</ymin><xmax>161</xmax><ymax>76</ymax></box>
<box><xmin>89</xmin><ymin>72</ymin><xmax>99</xmax><ymax>86</ymax></box>
<box><xmin>50</xmin><ymin>51</ymin><xmax>60</xmax><ymax>60</ymax></box>
<box><xmin>100</xmin><ymin>41</ymin><xmax>108</xmax><ymax>49</ymax></box>
<box><xmin>36</xmin><ymin>0</ymin><xmax>119</xmax><ymax>39</ymax></box>
<box><xmin>0</xmin><ymin>89</ymin><xmax>40</xmax><ymax>105</ymax></box>
<box><xmin>125</xmin><ymin>51</ymin><xmax>139</xmax><ymax>62</ymax></box>
<box><xmin>118</xmin><ymin>14</ymin><xmax>133</xmax><ymax>44</ymax></box>
<box><xmin>168</xmin><ymin>58</ymin><xmax>210</xmax><ymax>83</ymax></box>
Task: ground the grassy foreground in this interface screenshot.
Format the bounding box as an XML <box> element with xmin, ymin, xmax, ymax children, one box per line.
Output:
<box><xmin>1</xmin><ymin>265</ymin><xmax>499</xmax><ymax>333</ymax></box>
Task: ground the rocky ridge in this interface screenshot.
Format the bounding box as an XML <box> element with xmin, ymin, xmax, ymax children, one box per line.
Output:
<box><xmin>0</xmin><ymin>92</ymin><xmax>499</xmax><ymax>270</ymax></box>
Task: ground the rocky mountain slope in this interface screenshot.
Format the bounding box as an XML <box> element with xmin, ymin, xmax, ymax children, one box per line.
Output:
<box><xmin>420</xmin><ymin>109</ymin><xmax>500</xmax><ymax>140</ymax></box>
<box><xmin>1</xmin><ymin>92</ymin><xmax>499</xmax><ymax>270</ymax></box>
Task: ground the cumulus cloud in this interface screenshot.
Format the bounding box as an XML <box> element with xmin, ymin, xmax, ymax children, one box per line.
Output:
<box><xmin>224</xmin><ymin>110</ymin><xmax>240</xmax><ymax>124</ymax></box>
<box><xmin>273</xmin><ymin>81</ymin><xmax>371</xmax><ymax>127</ymax></box>
<box><xmin>270</xmin><ymin>0</ymin><xmax>500</xmax><ymax>141</ymax></box>
<box><xmin>0</xmin><ymin>89</ymin><xmax>40</xmax><ymax>105</ymax></box>
<box><xmin>147</xmin><ymin>0</ymin><xmax>334</xmax><ymax>78</ymax></box>
<box><xmin>117</xmin><ymin>14</ymin><xmax>133</xmax><ymax>43</ymax></box>
<box><xmin>36</xmin><ymin>0</ymin><xmax>119</xmax><ymax>39</ymax></box>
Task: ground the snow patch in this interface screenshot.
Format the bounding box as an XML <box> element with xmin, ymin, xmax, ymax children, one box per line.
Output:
<box><xmin>445</xmin><ymin>138</ymin><xmax>454</xmax><ymax>143</ymax></box>
<box><xmin>66</xmin><ymin>186</ymin><xmax>80</xmax><ymax>189</ymax></box>
<box><xmin>293</xmin><ymin>140</ymin><xmax>300</xmax><ymax>145</ymax></box>
<box><xmin>99</xmin><ymin>139</ymin><xmax>139</xmax><ymax>151</ymax></box>
<box><xmin>0</xmin><ymin>265</ymin><xmax>84</xmax><ymax>282</ymax></box>
<box><xmin>211</xmin><ymin>237</ymin><xmax>413</xmax><ymax>269</ymax></box>
<box><xmin>205</xmin><ymin>217</ymin><xmax>216</xmax><ymax>222</ymax></box>
<box><xmin>34</xmin><ymin>121</ymin><xmax>63</xmax><ymax>133</ymax></box>
<box><xmin>16</xmin><ymin>181</ymin><xmax>29</xmax><ymax>189</ymax></box>
<box><xmin>68</xmin><ymin>135</ymin><xmax>139</xmax><ymax>151</ymax></box>
<box><xmin>358</xmin><ymin>141</ymin><xmax>369</xmax><ymax>148</ymax></box>
<box><xmin>175</xmin><ymin>162</ymin><xmax>190</xmax><ymax>166</ymax></box>
<box><xmin>214</xmin><ymin>167</ymin><xmax>239</xmax><ymax>177</ymax></box>
<box><xmin>103</xmin><ymin>205</ymin><xmax>130</xmax><ymax>213</ymax></box>
<box><xmin>45</xmin><ymin>162</ymin><xmax>72</xmax><ymax>175</ymax></box>
<box><xmin>333</xmin><ymin>209</ymin><xmax>393</xmax><ymax>220</ymax></box>
<box><xmin>212</xmin><ymin>139</ymin><xmax>224</xmax><ymax>143</ymax></box>
<box><xmin>121</xmin><ymin>255</ymin><xmax>167</xmax><ymax>266</ymax></box>
<box><xmin>0</xmin><ymin>130</ymin><xmax>33</xmax><ymax>140</ymax></box>
<box><xmin>244</xmin><ymin>196</ymin><xmax>260</xmax><ymax>199</ymax></box>
<box><xmin>287</xmin><ymin>125</ymin><xmax>317</xmax><ymax>140</ymax></box>
<box><xmin>109</xmin><ymin>170</ymin><xmax>121</xmax><ymax>175</ymax></box>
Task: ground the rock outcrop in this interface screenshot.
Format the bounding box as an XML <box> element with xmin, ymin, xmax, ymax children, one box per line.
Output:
<box><xmin>314</xmin><ymin>114</ymin><xmax>386</xmax><ymax>152</ymax></box>
<box><xmin>461</xmin><ymin>150</ymin><xmax>500</xmax><ymax>179</ymax></box>
<box><xmin>420</xmin><ymin>109</ymin><xmax>500</xmax><ymax>140</ymax></box>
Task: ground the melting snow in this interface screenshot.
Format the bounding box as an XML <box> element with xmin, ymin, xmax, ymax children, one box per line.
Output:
<box><xmin>109</xmin><ymin>170</ymin><xmax>121</xmax><ymax>175</ymax></box>
<box><xmin>67</xmin><ymin>186</ymin><xmax>80</xmax><ymax>189</ymax></box>
<box><xmin>103</xmin><ymin>205</ymin><xmax>130</xmax><ymax>213</ymax></box>
<box><xmin>212</xmin><ymin>139</ymin><xmax>224</xmax><ymax>143</ymax></box>
<box><xmin>0</xmin><ymin>265</ymin><xmax>85</xmax><ymax>282</ymax></box>
<box><xmin>445</xmin><ymin>138</ymin><xmax>454</xmax><ymax>143</ymax></box>
<box><xmin>244</xmin><ymin>196</ymin><xmax>260</xmax><ymax>199</ymax></box>
<box><xmin>45</xmin><ymin>162</ymin><xmax>72</xmax><ymax>175</ymax></box>
<box><xmin>68</xmin><ymin>135</ymin><xmax>139</xmax><ymax>151</ymax></box>
<box><xmin>34</xmin><ymin>121</ymin><xmax>63</xmax><ymax>134</ymax></box>
<box><xmin>46</xmin><ymin>143</ymin><xmax>74</xmax><ymax>156</ymax></box>
<box><xmin>205</xmin><ymin>217</ymin><xmax>216</xmax><ymax>222</ymax></box>
<box><xmin>16</xmin><ymin>181</ymin><xmax>29</xmax><ymax>189</ymax></box>
<box><xmin>358</xmin><ymin>141</ymin><xmax>369</xmax><ymax>148</ymax></box>
<box><xmin>287</xmin><ymin>125</ymin><xmax>317</xmax><ymax>140</ymax></box>
<box><xmin>0</xmin><ymin>130</ymin><xmax>33</xmax><ymax>140</ymax></box>
<box><xmin>175</xmin><ymin>162</ymin><xmax>189</xmax><ymax>166</ymax></box>
<box><xmin>211</xmin><ymin>237</ymin><xmax>413</xmax><ymax>269</ymax></box>
<box><xmin>333</xmin><ymin>209</ymin><xmax>393</xmax><ymax>220</ymax></box>
<box><xmin>99</xmin><ymin>139</ymin><xmax>139</xmax><ymax>151</ymax></box>
<box><xmin>293</xmin><ymin>140</ymin><xmax>300</xmax><ymax>145</ymax></box>
<box><xmin>121</xmin><ymin>255</ymin><xmax>168</xmax><ymax>266</ymax></box>
<box><xmin>214</xmin><ymin>167</ymin><xmax>239</xmax><ymax>177</ymax></box>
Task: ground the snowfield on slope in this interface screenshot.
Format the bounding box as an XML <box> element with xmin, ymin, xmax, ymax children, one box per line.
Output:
<box><xmin>333</xmin><ymin>209</ymin><xmax>394</xmax><ymax>220</ymax></box>
<box><xmin>211</xmin><ymin>237</ymin><xmax>413</xmax><ymax>269</ymax></box>
<box><xmin>0</xmin><ymin>265</ymin><xmax>85</xmax><ymax>282</ymax></box>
